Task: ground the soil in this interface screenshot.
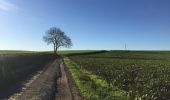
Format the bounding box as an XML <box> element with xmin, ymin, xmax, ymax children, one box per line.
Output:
<box><xmin>0</xmin><ymin>54</ymin><xmax>56</xmax><ymax>99</ymax></box>
<box><xmin>55</xmin><ymin>60</ymin><xmax>82</xmax><ymax>100</ymax></box>
<box><xmin>8</xmin><ymin>70</ymin><xmax>43</xmax><ymax>100</ymax></box>
<box><xmin>8</xmin><ymin>59</ymin><xmax>60</xmax><ymax>100</ymax></box>
<box><xmin>7</xmin><ymin>58</ymin><xmax>82</xmax><ymax>100</ymax></box>
<box><xmin>64</xmin><ymin>60</ymin><xmax>83</xmax><ymax>100</ymax></box>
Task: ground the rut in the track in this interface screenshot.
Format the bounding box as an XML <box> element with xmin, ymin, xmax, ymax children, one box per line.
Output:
<box><xmin>55</xmin><ymin>60</ymin><xmax>82</xmax><ymax>100</ymax></box>
<box><xmin>9</xmin><ymin>59</ymin><xmax>60</xmax><ymax>100</ymax></box>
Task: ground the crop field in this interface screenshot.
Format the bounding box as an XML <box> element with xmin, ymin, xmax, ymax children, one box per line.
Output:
<box><xmin>0</xmin><ymin>50</ymin><xmax>95</xmax><ymax>99</ymax></box>
<box><xmin>0</xmin><ymin>50</ymin><xmax>37</xmax><ymax>54</ymax></box>
<box><xmin>66</xmin><ymin>51</ymin><xmax>170</xmax><ymax>100</ymax></box>
<box><xmin>42</xmin><ymin>50</ymin><xmax>98</xmax><ymax>55</ymax></box>
<box><xmin>1</xmin><ymin>50</ymin><xmax>170</xmax><ymax>100</ymax></box>
<box><xmin>0</xmin><ymin>54</ymin><xmax>56</xmax><ymax>98</ymax></box>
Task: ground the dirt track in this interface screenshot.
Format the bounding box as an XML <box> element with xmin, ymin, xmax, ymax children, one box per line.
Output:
<box><xmin>8</xmin><ymin>58</ymin><xmax>82</xmax><ymax>100</ymax></box>
<box><xmin>9</xmin><ymin>59</ymin><xmax>60</xmax><ymax>100</ymax></box>
<box><xmin>55</xmin><ymin>61</ymin><xmax>72</xmax><ymax>100</ymax></box>
<box><xmin>55</xmin><ymin>60</ymin><xmax>82</xmax><ymax>100</ymax></box>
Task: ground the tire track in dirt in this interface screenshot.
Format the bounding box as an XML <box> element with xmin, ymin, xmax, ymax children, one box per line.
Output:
<box><xmin>55</xmin><ymin>61</ymin><xmax>72</xmax><ymax>100</ymax></box>
<box><xmin>7</xmin><ymin>58</ymin><xmax>82</xmax><ymax>100</ymax></box>
<box><xmin>55</xmin><ymin>60</ymin><xmax>82</xmax><ymax>100</ymax></box>
<box><xmin>9</xmin><ymin>59</ymin><xmax>60</xmax><ymax>100</ymax></box>
<box><xmin>8</xmin><ymin>70</ymin><xmax>43</xmax><ymax>100</ymax></box>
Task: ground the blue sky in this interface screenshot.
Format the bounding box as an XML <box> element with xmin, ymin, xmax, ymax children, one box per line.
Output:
<box><xmin>0</xmin><ymin>0</ymin><xmax>170</xmax><ymax>51</ymax></box>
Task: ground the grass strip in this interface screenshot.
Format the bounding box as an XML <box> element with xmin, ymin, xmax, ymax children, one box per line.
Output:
<box><xmin>64</xmin><ymin>57</ymin><xmax>128</xmax><ymax>100</ymax></box>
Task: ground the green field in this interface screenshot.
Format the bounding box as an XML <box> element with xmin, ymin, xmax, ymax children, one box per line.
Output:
<box><xmin>0</xmin><ymin>50</ymin><xmax>97</xmax><ymax>55</ymax></box>
<box><xmin>0</xmin><ymin>50</ymin><xmax>98</xmax><ymax>98</ymax></box>
<box><xmin>65</xmin><ymin>51</ymin><xmax>170</xmax><ymax>100</ymax></box>
<box><xmin>1</xmin><ymin>50</ymin><xmax>170</xmax><ymax>99</ymax></box>
<box><xmin>0</xmin><ymin>50</ymin><xmax>37</xmax><ymax>54</ymax></box>
<box><xmin>43</xmin><ymin>50</ymin><xmax>98</xmax><ymax>55</ymax></box>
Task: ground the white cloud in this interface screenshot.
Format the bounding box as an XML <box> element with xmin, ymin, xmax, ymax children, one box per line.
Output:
<box><xmin>0</xmin><ymin>0</ymin><xmax>17</xmax><ymax>11</ymax></box>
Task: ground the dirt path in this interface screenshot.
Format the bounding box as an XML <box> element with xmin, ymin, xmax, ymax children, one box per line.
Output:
<box><xmin>55</xmin><ymin>61</ymin><xmax>72</xmax><ymax>100</ymax></box>
<box><xmin>9</xmin><ymin>70</ymin><xmax>43</xmax><ymax>100</ymax></box>
<box><xmin>7</xmin><ymin>58</ymin><xmax>82</xmax><ymax>100</ymax></box>
<box><xmin>55</xmin><ymin>60</ymin><xmax>82</xmax><ymax>100</ymax></box>
<box><xmin>9</xmin><ymin>59</ymin><xmax>60</xmax><ymax>100</ymax></box>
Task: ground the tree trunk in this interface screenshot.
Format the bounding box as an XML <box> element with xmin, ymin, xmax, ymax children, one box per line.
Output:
<box><xmin>54</xmin><ymin>44</ymin><xmax>56</xmax><ymax>54</ymax></box>
<box><xmin>54</xmin><ymin>50</ymin><xmax>56</xmax><ymax>54</ymax></box>
<box><xmin>55</xmin><ymin>47</ymin><xmax>58</xmax><ymax>55</ymax></box>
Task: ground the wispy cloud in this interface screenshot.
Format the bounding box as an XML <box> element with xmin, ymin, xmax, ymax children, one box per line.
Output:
<box><xmin>0</xmin><ymin>0</ymin><xmax>18</xmax><ymax>11</ymax></box>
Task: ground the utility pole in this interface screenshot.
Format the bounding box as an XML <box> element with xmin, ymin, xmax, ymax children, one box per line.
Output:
<box><xmin>125</xmin><ymin>44</ymin><xmax>127</xmax><ymax>50</ymax></box>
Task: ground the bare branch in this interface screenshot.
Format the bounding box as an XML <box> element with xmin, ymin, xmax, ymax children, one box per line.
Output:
<box><xmin>43</xmin><ymin>27</ymin><xmax>73</xmax><ymax>54</ymax></box>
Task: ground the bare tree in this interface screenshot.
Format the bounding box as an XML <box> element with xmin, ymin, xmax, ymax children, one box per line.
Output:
<box><xmin>43</xmin><ymin>27</ymin><xmax>72</xmax><ymax>54</ymax></box>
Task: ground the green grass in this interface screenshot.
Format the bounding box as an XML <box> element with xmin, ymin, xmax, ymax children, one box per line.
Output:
<box><xmin>58</xmin><ymin>50</ymin><xmax>96</xmax><ymax>55</ymax></box>
<box><xmin>0</xmin><ymin>50</ymin><xmax>98</xmax><ymax>55</ymax></box>
<box><xmin>41</xmin><ymin>50</ymin><xmax>98</xmax><ymax>55</ymax></box>
<box><xmin>0</xmin><ymin>50</ymin><xmax>37</xmax><ymax>54</ymax></box>
<box><xmin>64</xmin><ymin>57</ymin><xmax>128</xmax><ymax>100</ymax></box>
<box><xmin>58</xmin><ymin>50</ymin><xmax>97</xmax><ymax>54</ymax></box>
<box><xmin>68</xmin><ymin>51</ymin><xmax>170</xmax><ymax>99</ymax></box>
